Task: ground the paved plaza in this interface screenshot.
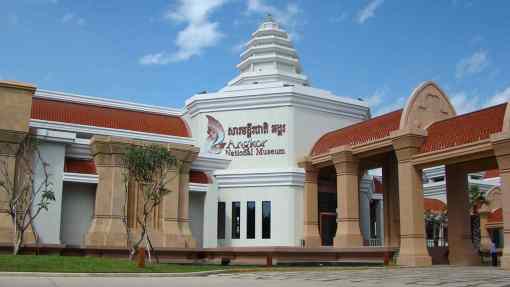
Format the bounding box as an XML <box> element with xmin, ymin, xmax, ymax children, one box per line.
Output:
<box><xmin>1</xmin><ymin>267</ymin><xmax>510</xmax><ymax>287</ymax></box>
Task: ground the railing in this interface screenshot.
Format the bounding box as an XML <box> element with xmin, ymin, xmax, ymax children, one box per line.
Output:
<box><xmin>365</xmin><ymin>238</ymin><xmax>383</xmax><ymax>247</ymax></box>
<box><xmin>426</xmin><ymin>238</ymin><xmax>448</xmax><ymax>248</ymax></box>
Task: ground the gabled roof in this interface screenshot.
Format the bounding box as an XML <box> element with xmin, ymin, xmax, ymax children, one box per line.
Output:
<box><xmin>420</xmin><ymin>104</ymin><xmax>507</xmax><ymax>153</ymax></box>
<box><xmin>311</xmin><ymin>109</ymin><xmax>402</xmax><ymax>156</ymax></box>
<box><xmin>31</xmin><ymin>98</ymin><xmax>190</xmax><ymax>137</ymax></box>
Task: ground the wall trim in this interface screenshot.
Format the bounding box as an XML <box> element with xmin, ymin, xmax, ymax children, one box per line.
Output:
<box><xmin>63</xmin><ymin>172</ymin><xmax>98</xmax><ymax>184</ymax></box>
<box><xmin>191</xmin><ymin>153</ymin><xmax>231</xmax><ymax>172</ymax></box>
<box><xmin>190</xmin><ymin>183</ymin><xmax>209</xmax><ymax>193</ymax></box>
<box><xmin>214</xmin><ymin>168</ymin><xmax>305</xmax><ymax>188</ymax></box>
<box><xmin>185</xmin><ymin>84</ymin><xmax>369</xmax><ymax>120</ymax></box>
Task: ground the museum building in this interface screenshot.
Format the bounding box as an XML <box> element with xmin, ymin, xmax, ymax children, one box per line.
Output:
<box><xmin>0</xmin><ymin>16</ymin><xmax>508</xmax><ymax>268</ymax></box>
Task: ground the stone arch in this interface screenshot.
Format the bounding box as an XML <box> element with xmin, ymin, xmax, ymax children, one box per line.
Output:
<box><xmin>399</xmin><ymin>81</ymin><xmax>456</xmax><ymax>130</ymax></box>
<box><xmin>501</xmin><ymin>101</ymin><xmax>510</xmax><ymax>133</ymax></box>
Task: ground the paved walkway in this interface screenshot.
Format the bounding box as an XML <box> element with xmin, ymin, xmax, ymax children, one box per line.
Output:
<box><xmin>1</xmin><ymin>267</ymin><xmax>509</xmax><ymax>287</ymax></box>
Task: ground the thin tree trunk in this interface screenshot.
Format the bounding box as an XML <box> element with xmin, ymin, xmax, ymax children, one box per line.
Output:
<box><xmin>13</xmin><ymin>231</ymin><xmax>23</xmax><ymax>255</ymax></box>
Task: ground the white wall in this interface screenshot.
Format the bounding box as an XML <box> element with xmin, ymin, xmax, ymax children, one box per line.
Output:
<box><xmin>186</xmin><ymin>83</ymin><xmax>369</xmax><ymax>248</ymax></box>
<box><xmin>218</xmin><ymin>185</ymin><xmax>300</xmax><ymax>247</ymax></box>
<box><xmin>191</xmin><ymin>106</ymin><xmax>293</xmax><ymax>169</ymax></box>
<box><xmin>359</xmin><ymin>177</ymin><xmax>372</xmax><ymax>241</ymax></box>
<box><xmin>32</xmin><ymin>142</ymin><xmax>66</xmax><ymax>244</ymax></box>
<box><xmin>202</xmin><ymin>179</ymin><xmax>219</xmax><ymax>248</ymax></box>
<box><xmin>292</xmin><ymin>106</ymin><xmax>361</xmax><ymax>159</ymax></box>
<box><xmin>189</xmin><ymin>192</ymin><xmax>205</xmax><ymax>248</ymax></box>
<box><xmin>60</xmin><ymin>182</ymin><xmax>95</xmax><ymax>246</ymax></box>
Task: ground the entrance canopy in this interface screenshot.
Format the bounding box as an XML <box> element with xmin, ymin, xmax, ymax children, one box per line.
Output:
<box><xmin>300</xmin><ymin>80</ymin><xmax>510</xmax><ymax>269</ymax></box>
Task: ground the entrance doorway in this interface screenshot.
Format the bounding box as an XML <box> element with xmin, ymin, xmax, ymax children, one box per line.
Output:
<box><xmin>320</xmin><ymin>212</ymin><xmax>337</xmax><ymax>246</ymax></box>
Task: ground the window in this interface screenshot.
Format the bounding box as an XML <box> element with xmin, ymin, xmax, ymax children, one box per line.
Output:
<box><xmin>369</xmin><ymin>200</ymin><xmax>378</xmax><ymax>238</ymax></box>
<box><xmin>247</xmin><ymin>201</ymin><xmax>256</xmax><ymax>239</ymax></box>
<box><xmin>262</xmin><ymin>201</ymin><xmax>271</xmax><ymax>239</ymax></box>
<box><xmin>217</xmin><ymin>202</ymin><xmax>225</xmax><ymax>239</ymax></box>
<box><xmin>232</xmin><ymin>202</ymin><xmax>240</xmax><ymax>239</ymax></box>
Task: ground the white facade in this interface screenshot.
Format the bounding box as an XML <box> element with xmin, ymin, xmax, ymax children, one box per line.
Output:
<box><xmin>184</xmin><ymin>16</ymin><xmax>369</xmax><ymax>247</ymax></box>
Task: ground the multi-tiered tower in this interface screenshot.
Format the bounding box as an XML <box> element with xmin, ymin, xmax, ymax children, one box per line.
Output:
<box><xmin>228</xmin><ymin>14</ymin><xmax>308</xmax><ymax>86</ymax></box>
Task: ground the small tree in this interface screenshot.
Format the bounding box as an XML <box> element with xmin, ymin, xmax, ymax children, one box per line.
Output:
<box><xmin>121</xmin><ymin>144</ymin><xmax>178</xmax><ymax>261</ymax></box>
<box><xmin>0</xmin><ymin>135</ymin><xmax>55</xmax><ymax>254</ymax></box>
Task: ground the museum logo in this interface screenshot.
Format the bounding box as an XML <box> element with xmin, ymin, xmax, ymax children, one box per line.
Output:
<box><xmin>204</xmin><ymin>115</ymin><xmax>287</xmax><ymax>157</ymax></box>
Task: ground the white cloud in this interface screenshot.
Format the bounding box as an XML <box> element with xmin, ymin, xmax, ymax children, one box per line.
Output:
<box><xmin>455</xmin><ymin>49</ymin><xmax>488</xmax><ymax>79</ymax></box>
<box><xmin>140</xmin><ymin>0</ymin><xmax>227</xmax><ymax>64</ymax></box>
<box><xmin>487</xmin><ymin>86</ymin><xmax>510</xmax><ymax>107</ymax></box>
<box><xmin>450</xmin><ymin>92</ymin><xmax>480</xmax><ymax>114</ymax></box>
<box><xmin>246</xmin><ymin>0</ymin><xmax>302</xmax><ymax>40</ymax></box>
<box><xmin>139</xmin><ymin>52</ymin><xmax>172</xmax><ymax>65</ymax></box>
<box><xmin>231</xmin><ymin>40</ymin><xmax>247</xmax><ymax>54</ymax></box>
<box><xmin>356</xmin><ymin>0</ymin><xmax>384</xmax><ymax>24</ymax></box>
<box><xmin>364</xmin><ymin>86</ymin><xmax>403</xmax><ymax>116</ymax></box>
<box><xmin>7</xmin><ymin>13</ymin><xmax>19</xmax><ymax>26</ymax></box>
<box><xmin>61</xmin><ymin>13</ymin><xmax>86</xmax><ymax>26</ymax></box>
<box><xmin>61</xmin><ymin>13</ymin><xmax>74</xmax><ymax>23</ymax></box>
<box><xmin>366</xmin><ymin>88</ymin><xmax>385</xmax><ymax>109</ymax></box>
<box><xmin>375</xmin><ymin>96</ymin><xmax>406</xmax><ymax>116</ymax></box>
<box><xmin>330</xmin><ymin>12</ymin><xmax>348</xmax><ymax>23</ymax></box>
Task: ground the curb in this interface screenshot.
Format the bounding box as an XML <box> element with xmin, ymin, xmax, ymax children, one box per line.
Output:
<box><xmin>0</xmin><ymin>269</ymin><xmax>235</xmax><ymax>278</ymax></box>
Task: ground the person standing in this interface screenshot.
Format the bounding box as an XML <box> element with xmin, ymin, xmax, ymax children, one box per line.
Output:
<box><xmin>490</xmin><ymin>241</ymin><xmax>498</xmax><ymax>266</ymax></box>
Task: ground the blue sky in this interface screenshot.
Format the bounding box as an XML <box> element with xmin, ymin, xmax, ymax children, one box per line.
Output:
<box><xmin>2</xmin><ymin>0</ymin><xmax>510</xmax><ymax>115</ymax></box>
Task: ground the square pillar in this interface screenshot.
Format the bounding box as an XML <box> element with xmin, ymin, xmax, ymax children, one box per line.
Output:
<box><xmin>0</xmin><ymin>81</ymin><xmax>36</xmax><ymax>244</ymax></box>
<box><xmin>478</xmin><ymin>207</ymin><xmax>492</xmax><ymax>252</ymax></box>
<box><xmin>332</xmin><ymin>147</ymin><xmax>363</xmax><ymax>248</ymax></box>
<box><xmin>160</xmin><ymin>167</ymin><xmax>186</xmax><ymax>247</ymax></box>
<box><xmin>178</xmin><ymin>161</ymin><xmax>196</xmax><ymax>248</ymax></box>
<box><xmin>392</xmin><ymin>130</ymin><xmax>432</xmax><ymax>267</ymax></box>
<box><xmin>382</xmin><ymin>152</ymin><xmax>400</xmax><ymax>247</ymax></box>
<box><xmin>85</xmin><ymin>136</ymin><xmax>128</xmax><ymax>247</ymax></box>
<box><xmin>0</xmin><ymin>131</ymin><xmax>26</xmax><ymax>244</ymax></box>
<box><xmin>491</xmin><ymin>132</ymin><xmax>510</xmax><ymax>269</ymax></box>
<box><xmin>445</xmin><ymin>165</ymin><xmax>480</xmax><ymax>265</ymax></box>
<box><xmin>298</xmin><ymin>159</ymin><xmax>321</xmax><ymax>247</ymax></box>
<box><xmin>160</xmin><ymin>145</ymin><xmax>199</xmax><ymax>248</ymax></box>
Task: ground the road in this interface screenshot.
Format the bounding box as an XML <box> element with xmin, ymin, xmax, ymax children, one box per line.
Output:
<box><xmin>1</xmin><ymin>266</ymin><xmax>509</xmax><ymax>287</ymax></box>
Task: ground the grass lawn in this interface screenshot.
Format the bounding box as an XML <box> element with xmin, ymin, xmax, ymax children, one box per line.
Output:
<box><xmin>0</xmin><ymin>255</ymin><xmax>232</xmax><ymax>273</ymax></box>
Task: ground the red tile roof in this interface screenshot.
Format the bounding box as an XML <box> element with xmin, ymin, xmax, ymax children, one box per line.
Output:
<box><xmin>31</xmin><ymin>98</ymin><xmax>190</xmax><ymax>137</ymax></box>
<box><xmin>488</xmin><ymin>207</ymin><xmax>503</xmax><ymax>224</ymax></box>
<box><xmin>311</xmin><ymin>109</ymin><xmax>403</xmax><ymax>156</ymax></box>
<box><xmin>484</xmin><ymin>169</ymin><xmax>500</xmax><ymax>179</ymax></box>
<box><xmin>190</xmin><ymin>170</ymin><xmax>209</xmax><ymax>184</ymax></box>
<box><xmin>64</xmin><ymin>159</ymin><xmax>97</xmax><ymax>174</ymax></box>
<box><xmin>373</xmin><ymin>177</ymin><xmax>383</xmax><ymax>194</ymax></box>
<box><xmin>420</xmin><ymin>104</ymin><xmax>507</xmax><ymax>153</ymax></box>
<box><xmin>424</xmin><ymin>198</ymin><xmax>446</xmax><ymax>212</ymax></box>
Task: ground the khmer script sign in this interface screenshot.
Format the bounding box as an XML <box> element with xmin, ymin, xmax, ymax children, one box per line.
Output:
<box><xmin>204</xmin><ymin>115</ymin><xmax>287</xmax><ymax>157</ymax></box>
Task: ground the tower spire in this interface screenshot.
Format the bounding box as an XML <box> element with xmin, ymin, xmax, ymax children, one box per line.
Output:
<box><xmin>227</xmin><ymin>15</ymin><xmax>309</xmax><ymax>87</ymax></box>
